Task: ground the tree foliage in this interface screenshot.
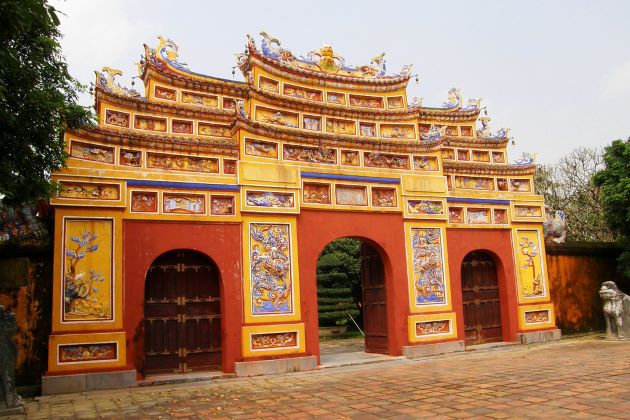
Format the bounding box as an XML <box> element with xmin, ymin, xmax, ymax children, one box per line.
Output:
<box><xmin>0</xmin><ymin>0</ymin><xmax>92</xmax><ymax>205</ymax></box>
<box><xmin>316</xmin><ymin>239</ymin><xmax>361</xmax><ymax>326</ymax></box>
<box><xmin>593</xmin><ymin>138</ymin><xmax>630</xmax><ymax>277</ymax></box>
<box><xmin>534</xmin><ymin>147</ymin><xmax>615</xmax><ymax>242</ymax></box>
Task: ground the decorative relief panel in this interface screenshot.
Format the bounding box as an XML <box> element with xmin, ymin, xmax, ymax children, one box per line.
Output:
<box><xmin>408</xmin><ymin>200</ymin><xmax>443</xmax><ymax>215</ymax></box>
<box><xmin>335</xmin><ymin>185</ymin><xmax>367</xmax><ymax>206</ymax></box>
<box><xmin>359</xmin><ymin>123</ymin><xmax>376</xmax><ymax>137</ymax></box>
<box><xmin>223</xmin><ymin>159</ymin><xmax>236</xmax><ymax>174</ymax></box>
<box><xmin>251</xmin><ymin>332</ymin><xmax>297</xmax><ymax>350</ymax></box>
<box><xmin>381</xmin><ymin>124</ymin><xmax>415</xmax><ymax>139</ymax></box>
<box><xmin>472</xmin><ymin>151</ymin><xmax>490</xmax><ymax>162</ymax></box>
<box><xmin>325</xmin><ymin>118</ymin><xmax>355</xmax><ymax>135</ymax></box>
<box><xmin>492</xmin><ymin>152</ymin><xmax>505</xmax><ymax>163</ymax></box>
<box><xmin>198</xmin><ymin>123</ymin><xmax>230</xmax><ymax>137</ymax></box>
<box><xmin>410</xmin><ymin>227</ymin><xmax>447</xmax><ymax>306</ymax></box>
<box><xmin>516</xmin><ymin>230</ymin><xmax>546</xmax><ymax>298</ymax></box>
<box><xmin>387</xmin><ymin>96</ymin><xmax>404</xmax><ymax>109</ymax></box>
<box><xmin>154</xmin><ymin>85</ymin><xmax>176</xmax><ymax>101</ymax></box>
<box><xmin>514</xmin><ymin>205</ymin><xmax>543</xmax><ymax>218</ymax></box>
<box><xmin>172</xmin><ymin>119</ymin><xmax>193</xmax><ymax>134</ymax></box>
<box><xmin>59</xmin><ymin>182</ymin><xmax>120</xmax><ymax>201</ymax></box>
<box><xmin>283</xmin><ymin>144</ymin><xmax>336</xmax><ymax>164</ymax></box>
<box><xmin>460</xmin><ymin>126</ymin><xmax>473</xmax><ymax>137</ymax></box>
<box><xmin>448</xmin><ymin>207</ymin><xmax>463</xmax><ymax>223</ymax></box>
<box><xmin>327</xmin><ymin>91</ymin><xmax>345</xmax><ymax>105</ymax></box>
<box><xmin>457</xmin><ymin>150</ymin><xmax>470</xmax><ymax>161</ymax></box>
<box><xmin>182</xmin><ymin>91</ymin><xmax>218</xmax><ymax>107</ymax></box>
<box><xmin>245</xmin><ymin>139</ymin><xmax>278</xmax><ymax>158</ymax></box>
<box><xmin>246</xmin><ymin>191</ymin><xmax>295</xmax><ymax>208</ymax></box>
<box><xmin>105</xmin><ymin>109</ymin><xmax>130</xmax><ymax>128</ymax></box>
<box><xmin>454</xmin><ymin>176</ymin><xmax>494</xmax><ymax>190</ymax></box>
<box><xmin>467</xmin><ymin>208</ymin><xmax>490</xmax><ymax>224</ymax></box>
<box><xmin>416</xmin><ymin>319</ymin><xmax>450</xmax><ymax>337</ymax></box>
<box><xmin>70</xmin><ymin>141</ymin><xmax>114</xmax><ymax>164</ymax></box>
<box><xmin>259</xmin><ymin>76</ymin><xmax>279</xmax><ymax>93</ymax></box>
<box><xmin>497</xmin><ymin>178</ymin><xmax>508</xmax><ymax>191</ymax></box>
<box><xmin>59</xmin><ymin>343</ymin><xmax>117</xmax><ymax>363</ymax></box>
<box><xmin>147</xmin><ymin>152</ymin><xmax>218</xmax><ymax>173</ymax></box>
<box><xmin>413</xmin><ymin>156</ymin><xmax>439</xmax><ymax>171</ymax></box>
<box><xmin>120</xmin><ymin>149</ymin><xmax>142</xmax><ymax>167</ymax></box>
<box><xmin>441</xmin><ymin>149</ymin><xmax>455</xmax><ymax>160</ymax></box>
<box><xmin>211</xmin><ymin>195</ymin><xmax>235</xmax><ymax>215</ymax></box>
<box><xmin>130</xmin><ymin>191</ymin><xmax>157</xmax><ymax>213</ymax></box>
<box><xmin>349</xmin><ymin>94</ymin><xmax>383</xmax><ymax>109</ymax></box>
<box><xmin>371</xmin><ymin>188</ymin><xmax>397</xmax><ymax>207</ymax></box>
<box><xmin>494</xmin><ymin>209</ymin><xmax>508</xmax><ymax>224</ymax></box>
<box><xmin>256</xmin><ymin>107</ymin><xmax>298</xmax><ymax>128</ymax></box>
<box><xmin>222</xmin><ymin>97</ymin><xmax>236</xmax><ymax>110</ymax></box>
<box><xmin>163</xmin><ymin>193</ymin><xmax>205</xmax><ymax>214</ymax></box>
<box><xmin>302</xmin><ymin>115</ymin><xmax>321</xmax><ymax>131</ymax></box>
<box><xmin>283</xmin><ymin>84</ymin><xmax>322</xmax><ymax>101</ymax></box>
<box><xmin>134</xmin><ymin>115</ymin><xmax>167</xmax><ymax>132</ymax></box>
<box><xmin>62</xmin><ymin>218</ymin><xmax>113</xmax><ymax>322</ymax></box>
<box><xmin>364</xmin><ymin>152</ymin><xmax>409</xmax><ymax>169</ymax></box>
<box><xmin>341</xmin><ymin>150</ymin><xmax>360</xmax><ymax>166</ymax></box>
<box><xmin>524</xmin><ymin>309</ymin><xmax>550</xmax><ymax>324</ymax></box>
<box><xmin>303</xmin><ymin>183</ymin><xmax>331</xmax><ymax>204</ymax></box>
<box><xmin>249</xmin><ymin>223</ymin><xmax>293</xmax><ymax>315</ymax></box>
<box><xmin>510</xmin><ymin>179</ymin><xmax>532</xmax><ymax>192</ymax></box>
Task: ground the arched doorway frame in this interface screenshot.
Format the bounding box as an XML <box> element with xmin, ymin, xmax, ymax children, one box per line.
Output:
<box><xmin>143</xmin><ymin>248</ymin><xmax>222</xmax><ymax>374</ymax></box>
<box><xmin>122</xmin><ymin>221</ymin><xmax>243</xmax><ymax>375</ymax></box>
<box><xmin>446</xmin><ymin>229</ymin><xmax>520</xmax><ymax>343</ymax></box>
<box><xmin>296</xmin><ymin>210</ymin><xmax>409</xmax><ymax>363</ymax></box>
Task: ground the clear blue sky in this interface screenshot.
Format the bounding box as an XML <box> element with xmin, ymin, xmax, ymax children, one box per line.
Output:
<box><xmin>52</xmin><ymin>0</ymin><xmax>630</xmax><ymax>164</ymax></box>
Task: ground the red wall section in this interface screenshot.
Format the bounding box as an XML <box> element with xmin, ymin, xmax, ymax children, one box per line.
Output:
<box><xmin>296</xmin><ymin>210</ymin><xmax>408</xmax><ymax>361</ymax></box>
<box><xmin>123</xmin><ymin>221</ymin><xmax>243</xmax><ymax>374</ymax></box>
<box><xmin>446</xmin><ymin>229</ymin><xmax>519</xmax><ymax>342</ymax></box>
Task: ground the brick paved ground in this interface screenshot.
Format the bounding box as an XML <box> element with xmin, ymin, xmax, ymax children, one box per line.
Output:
<box><xmin>15</xmin><ymin>334</ymin><xmax>630</xmax><ymax>419</ymax></box>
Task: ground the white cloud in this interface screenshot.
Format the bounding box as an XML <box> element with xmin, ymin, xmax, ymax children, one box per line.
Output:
<box><xmin>602</xmin><ymin>60</ymin><xmax>630</xmax><ymax>98</ymax></box>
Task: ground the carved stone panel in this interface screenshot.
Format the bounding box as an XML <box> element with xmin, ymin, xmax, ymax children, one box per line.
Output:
<box><xmin>283</xmin><ymin>144</ymin><xmax>336</xmax><ymax>164</ymax></box>
<box><xmin>59</xmin><ymin>343</ymin><xmax>117</xmax><ymax>363</ymax></box>
<box><xmin>70</xmin><ymin>141</ymin><xmax>114</xmax><ymax>164</ymax></box>
<box><xmin>303</xmin><ymin>183</ymin><xmax>331</xmax><ymax>204</ymax></box>
<box><xmin>131</xmin><ymin>191</ymin><xmax>157</xmax><ymax>213</ymax></box>
<box><xmin>251</xmin><ymin>332</ymin><xmax>297</xmax><ymax>350</ymax></box>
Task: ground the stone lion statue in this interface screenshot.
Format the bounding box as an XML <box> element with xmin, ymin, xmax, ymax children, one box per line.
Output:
<box><xmin>0</xmin><ymin>306</ymin><xmax>22</xmax><ymax>409</ymax></box>
<box><xmin>599</xmin><ymin>281</ymin><xmax>630</xmax><ymax>339</ymax></box>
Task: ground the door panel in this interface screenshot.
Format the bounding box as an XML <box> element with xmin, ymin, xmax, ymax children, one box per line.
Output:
<box><xmin>361</xmin><ymin>243</ymin><xmax>388</xmax><ymax>354</ymax></box>
<box><xmin>461</xmin><ymin>252</ymin><xmax>502</xmax><ymax>345</ymax></box>
<box><xmin>144</xmin><ymin>251</ymin><xmax>221</xmax><ymax>374</ymax></box>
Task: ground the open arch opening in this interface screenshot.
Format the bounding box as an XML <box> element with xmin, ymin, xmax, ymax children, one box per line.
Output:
<box><xmin>144</xmin><ymin>249</ymin><xmax>221</xmax><ymax>374</ymax></box>
<box><xmin>316</xmin><ymin>238</ymin><xmax>388</xmax><ymax>355</ymax></box>
<box><xmin>461</xmin><ymin>251</ymin><xmax>502</xmax><ymax>345</ymax></box>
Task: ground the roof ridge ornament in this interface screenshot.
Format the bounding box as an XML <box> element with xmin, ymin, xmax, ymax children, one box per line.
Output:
<box><xmin>442</xmin><ymin>87</ymin><xmax>462</xmax><ymax>109</ymax></box>
<box><xmin>156</xmin><ymin>36</ymin><xmax>189</xmax><ymax>71</ymax></box>
<box><xmin>95</xmin><ymin>67</ymin><xmax>140</xmax><ymax>98</ymax></box>
<box><xmin>476</xmin><ymin>113</ymin><xmax>510</xmax><ymax>139</ymax></box>
<box><xmin>513</xmin><ymin>152</ymin><xmax>537</xmax><ymax>165</ymax></box>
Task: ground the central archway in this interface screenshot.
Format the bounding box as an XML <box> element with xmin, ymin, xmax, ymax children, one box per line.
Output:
<box><xmin>144</xmin><ymin>250</ymin><xmax>221</xmax><ymax>374</ymax></box>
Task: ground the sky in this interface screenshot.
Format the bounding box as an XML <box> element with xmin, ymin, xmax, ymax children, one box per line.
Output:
<box><xmin>51</xmin><ymin>0</ymin><xmax>630</xmax><ymax>164</ymax></box>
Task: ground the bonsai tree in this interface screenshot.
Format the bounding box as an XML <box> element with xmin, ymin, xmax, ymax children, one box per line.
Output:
<box><xmin>316</xmin><ymin>251</ymin><xmax>360</xmax><ymax>327</ymax></box>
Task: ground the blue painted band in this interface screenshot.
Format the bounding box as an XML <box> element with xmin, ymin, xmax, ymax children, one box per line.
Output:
<box><xmin>301</xmin><ymin>172</ymin><xmax>400</xmax><ymax>184</ymax></box>
<box><xmin>126</xmin><ymin>180</ymin><xmax>240</xmax><ymax>191</ymax></box>
<box><xmin>446</xmin><ymin>197</ymin><xmax>511</xmax><ymax>205</ymax></box>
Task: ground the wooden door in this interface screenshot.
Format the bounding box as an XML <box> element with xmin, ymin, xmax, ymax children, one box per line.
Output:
<box><xmin>144</xmin><ymin>251</ymin><xmax>221</xmax><ymax>374</ymax></box>
<box><xmin>360</xmin><ymin>243</ymin><xmax>388</xmax><ymax>354</ymax></box>
<box><xmin>461</xmin><ymin>252</ymin><xmax>502</xmax><ymax>345</ymax></box>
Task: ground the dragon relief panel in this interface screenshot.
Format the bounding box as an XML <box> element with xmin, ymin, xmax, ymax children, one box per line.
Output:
<box><xmin>62</xmin><ymin>219</ymin><xmax>113</xmax><ymax>322</ymax></box>
<box><xmin>415</xmin><ymin>320</ymin><xmax>450</xmax><ymax>336</ymax></box>
<box><xmin>251</xmin><ymin>332</ymin><xmax>297</xmax><ymax>350</ymax></box>
<box><xmin>516</xmin><ymin>231</ymin><xmax>546</xmax><ymax>298</ymax></box>
<box><xmin>524</xmin><ymin>310</ymin><xmax>550</xmax><ymax>324</ymax></box>
<box><xmin>364</xmin><ymin>152</ymin><xmax>409</xmax><ymax>169</ymax></box>
<box><xmin>198</xmin><ymin>123</ymin><xmax>230</xmax><ymax>138</ymax></box>
<box><xmin>454</xmin><ymin>176</ymin><xmax>494</xmax><ymax>190</ymax></box>
<box><xmin>104</xmin><ymin>110</ymin><xmax>130</xmax><ymax>128</ymax></box>
<box><xmin>245</xmin><ymin>139</ymin><xmax>278</xmax><ymax>158</ymax></box>
<box><xmin>70</xmin><ymin>142</ymin><xmax>114</xmax><ymax>164</ymax></box>
<box><xmin>283</xmin><ymin>84</ymin><xmax>322</xmax><ymax>101</ymax></box>
<box><xmin>410</xmin><ymin>227</ymin><xmax>447</xmax><ymax>306</ymax></box>
<box><xmin>58</xmin><ymin>182</ymin><xmax>120</xmax><ymax>201</ymax></box>
<box><xmin>380</xmin><ymin>124</ymin><xmax>415</xmax><ymax>139</ymax></box>
<box><xmin>256</xmin><ymin>107</ymin><xmax>298</xmax><ymax>128</ymax></box>
<box><xmin>413</xmin><ymin>156</ymin><xmax>439</xmax><ymax>171</ymax></box>
<box><xmin>283</xmin><ymin>144</ymin><xmax>336</xmax><ymax>164</ymax></box>
<box><xmin>408</xmin><ymin>200</ymin><xmax>443</xmax><ymax>215</ymax></box>
<box><xmin>134</xmin><ymin>116</ymin><xmax>167</xmax><ymax>132</ymax></box>
<box><xmin>249</xmin><ymin>223</ymin><xmax>293</xmax><ymax>315</ymax></box>
<box><xmin>246</xmin><ymin>191</ymin><xmax>295</xmax><ymax>208</ymax></box>
<box><xmin>147</xmin><ymin>152</ymin><xmax>218</xmax><ymax>173</ymax></box>
<box><xmin>154</xmin><ymin>86</ymin><xmax>177</xmax><ymax>101</ymax></box>
<box><xmin>181</xmin><ymin>91</ymin><xmax>218</xmax><ymax>107</ymax></box>
<box><xmin>349</xmin><ymin>95</ymin><xmax>383</xmax><ymax>109</ymax></box>
<box><xmin>59</xmin><ymin>343</ymin><xmax>117</xmax><ymax>363</ymax></box>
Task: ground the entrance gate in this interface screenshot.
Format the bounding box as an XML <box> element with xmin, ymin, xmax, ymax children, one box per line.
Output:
<box><xmin>144</xmin><ymin>251</ymin><xmax>221</xmax><ymax>374</ymax></box>
<box><xmin>360</xmin><ymin>243</ymin><xmax>388</xmax><ymax>353</ymax></box>
<box><xmin>461</xmin><ymin>252</ymin><xmax>502</xmax><ymax>345</ymax></box>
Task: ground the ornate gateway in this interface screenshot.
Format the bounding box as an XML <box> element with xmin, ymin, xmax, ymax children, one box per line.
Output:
<box><xmin>44</xmin><ymin>33</ymin><xmax>558</xmax><ymax>392</ymax></box>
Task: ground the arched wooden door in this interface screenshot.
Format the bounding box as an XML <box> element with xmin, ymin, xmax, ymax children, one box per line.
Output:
<box><xmin>461</xmin><ymin>252</ymin><xmax>502</xmax><ymax>345</ymax></box>
<box><xmin>361</xmin><ymin>243</ymin><xmax>388</xmax><ymax>354</ymax></box>
<box><xmin>144</xmin><ymin>250</ymin><xmax>221</xmax><ymax>374</ymax></box>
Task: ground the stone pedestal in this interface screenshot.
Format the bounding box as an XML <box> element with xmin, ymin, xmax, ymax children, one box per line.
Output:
<box><xmin>234</xmin><ymin>356</ymin><xmax>317</xmax><ymax>377</ymax></box>
<box><xmin>516</xmin><ymin>328</ymin><xmax>562</xmax><ymax>344</ymax></box>
<box><xmin>41</xmin><ymin>369</ymin><xmax>137</xmax><ymax>395</ymax></box>
<box><xmin>402</xmin><ymin>340</ymin><xmax>465</xmax><ymax>358</ymax></box>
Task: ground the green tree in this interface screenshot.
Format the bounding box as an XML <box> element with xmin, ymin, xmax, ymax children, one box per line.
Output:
<box><xmin>593</xmin><ymin>138</ymin><xmax>630</xmax><ymax>277</ymax></box>
<box><xmin>316</xmin><ymin>239</ymin><xmax>361</xmax><ymax>327</ymax></box>
<box><xmin>0</xmin><ymin>0</ymin><xmax>92</xmax><ymax>205</ymax></box>
<box><xmin>534</xmin><ymin>147</ymin><xmax>615</xmax><ymax>242</ymax></box>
